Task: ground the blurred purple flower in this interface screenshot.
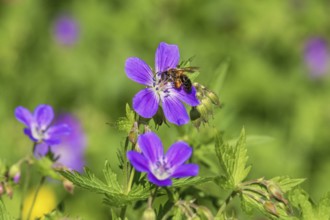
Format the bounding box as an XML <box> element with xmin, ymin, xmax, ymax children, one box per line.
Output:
<box><xmin>127</xmin><ymin>132</ymin><xmax>198</xmax><ymax>186</ymax></box>
<box><xmin>15</xmin><ymin>105</ymin><xmax>70</xmax><ymax>146</ymax></box>
<box><xmin>125</xmin><ymin>42</ymin><xmax>200</xmax><ymax>126</ymax></box>
<box><xmin>53</xmin><ymin>15</ymin><xmax>79</xmax><ymax>45</ymax></box>
<box><xmin>35</xmin><ymin>114</ymin><xmax>87</xmax><ymax>172</ymax></box>
<box><xmin>304</xmin><ymin>37</ymin><xmax>329</xmax><ymax>77</ymax></box>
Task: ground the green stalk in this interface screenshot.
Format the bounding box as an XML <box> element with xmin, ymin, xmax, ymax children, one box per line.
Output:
<box><xmin>26</xmin><ymin>176</ymin><xmax>45</xmax><ymax>220</ymax></box>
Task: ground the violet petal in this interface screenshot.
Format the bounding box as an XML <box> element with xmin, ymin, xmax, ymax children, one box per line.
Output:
<box><xmin>127</xmin><ymin>151</ymin><xmax>150</xmax><ymax>172</ymax></box>
<box><xmin>171</xmin><ymin>164</ymin><xmax>199</xmax><ymax>178</ymax></box>
<box><xmin>125</xmin><ymin>57</ymin><xmax>154</xmax><ymax>86</ymax></box>
<box><xmin>23</xmin><ymin>128</ymin><xmax>38</xmax><ymax>142</ymax></box>
<box><xmin>147</xmin><ymin>172</ymin><xmax>172</xmax><ymax>186</ymax></box>
<box><xmin>15</xmin><ymin>106</ymin><xmax>33</xmax><ymax>127</ymax></box>
<box><xmin>133</xmin><ymin>88</ymin><xmax>159</xmax><ymax>118</ymax></box>
<box><xmin>162</xmin><ymin>95</ymin><xmax>189</xmax><ymax>126</ymax></box>
<box><xmin>34</xmin><ymin>105</ymin><xmax>54</xmax><ymax>130</ymax></box>
<box><xmin>155</xmin><ymin>42</ymin><xmax>180</xmax><ymax>73</ymax></box>
<box><xmin>171</xmin><ymin>86</ymin><xmax>200</xmax><ymax>106</ymax></box>
<box><xmin>165</xmin><ymin>141</ymin><xmax>192</xmax><ymax>167</ymax></box>
<box><xmin>137</xmin><ymin>132</ymin><xmax>163</xmax><ymax>163</ymax></box>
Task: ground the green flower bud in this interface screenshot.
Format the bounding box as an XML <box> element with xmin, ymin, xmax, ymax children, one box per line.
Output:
<box><xmin>263</xmin><ymin>201</ymin><xmax>279</xmax><ymax>217</ymax></box>
<box><xmin>190</xmin><ymin>107</ymin><xmax>201</xmax><ymax>121</ymax></box>
<box><xmin>142</xmin><ymin>207</ymin><xmax>156</xmax><ymax>220</ymax></box>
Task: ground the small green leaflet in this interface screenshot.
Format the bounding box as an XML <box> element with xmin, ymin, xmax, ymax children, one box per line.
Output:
<box><xmin>289</xmin><ymin>188</ymin><xmax>330</xmax><ymax>220</ymax></box>
<box><xmin>271</xmin><ymin>176</ymin><xmax>305</xmax><ymax>193</ymax></box>
<box><xmin>116</xmin><ymin>103</ymin><xmax>135</xmax><ymax>134</ymax></box>
<box><xmin>215</xmin><ymin>128</ymin><xmax>251</xmax><ymax>189</ymax></box>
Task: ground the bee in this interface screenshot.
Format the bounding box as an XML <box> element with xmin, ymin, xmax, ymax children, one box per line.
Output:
<box><xmin>161</xmin><ymin>67</ymin><xmax>198</xmax><ymax>93</ymax></box>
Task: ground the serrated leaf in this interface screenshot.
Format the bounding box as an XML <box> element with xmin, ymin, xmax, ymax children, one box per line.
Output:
<box><xmin>290</xmin><ymin>188</ymin><xmax>330</xmax><ymax>220</ymax></box>
<box><xmin>59</xmin><ymin>162</ymin><xmax>150</xmax><ymax>207</ymax></box>
<box><xmin>215</xmin><ymin>128</ymin><xmax>251</xmax><ymax>189</ymax></box>
<box><xmin>103</xmin><ymin>161</ymin><xmax>122</xmax><ymax>192</ymax></box>
<box><xmin>172</xmin><ymin>176</ymin><xmax>215</xmax><ymax>188</ymax></box>
<box><xmin>271</xmin><ymin>176</ymin><xmax>305</xmax><ymax>193</ymax></box>
<box><xmin>0</xmin><ymin>199</ymin><xmax>14</xmax><ymax>220</ymax></box>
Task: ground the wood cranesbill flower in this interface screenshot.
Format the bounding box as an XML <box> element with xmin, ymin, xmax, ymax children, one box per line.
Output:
<box><xmin>125</xmin><ymin>42</ymin><xmax>200</xmax><ymax>126</ymax></box>
<box><xmin>15</xmin><ymin>104</ymin><xmax>70</xmax><ymax>146</ymax></box>
<box><xmin>127</xmin><ymin>132</ymin><xmax>199</xmax><ymax>186</ymax></box>
<box><xmin>304</xmin><ymin>37</ymin><xmax>329</xmax><ymax>78</ymax></box>
<box><xmin>53</xmin><ymin>14</ymin><xmax>79</xmax><ymax>46</ymax></box>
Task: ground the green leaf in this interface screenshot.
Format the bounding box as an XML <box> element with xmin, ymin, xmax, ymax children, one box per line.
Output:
<box><xmin>271</xmin><ymin>176</ymin><xmax>305</xmax><ymax>193</ymax></box>
<box><xmin>0</xmin><ymin>199</ymin><xmax>14</xmax><ymax>220</ymax></box>
<box><xmin>215</xmin><ymin>128</ymin><xmax>251</xmax><ymax>189</ymax></box>
<box><xmin>290</xmin><ymin>188</ymin><xmax>330</xmax><ymax>220</ymax></box>
<box><xmin>171</xmin><ymin>176</ymin><xmax>215</xmax><ymax>188</ymax></box>
<box><xmin>116</xmin><ymin>103</ymin><xmax>135</xmax><ymax>133</ymax></box>
<box><xmin>59</xmin><ymin>161</ymin><xmax>150</xmax><ymax>207</ymax></box>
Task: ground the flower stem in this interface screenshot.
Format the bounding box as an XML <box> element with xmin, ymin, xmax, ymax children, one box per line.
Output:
<box><xmin>215</xmin><ymin>191</ymin><xmax>237</xmax><ymax>218</ymax></box>
<box><xmin>26</xmin><ymin>176</ymin><xmax>46</xmax><ymax>220</ymax></box>
<box><xmin>19</xmin><ymin>161</ymin><xmax>30</xmax><ymax>219</ymax></box>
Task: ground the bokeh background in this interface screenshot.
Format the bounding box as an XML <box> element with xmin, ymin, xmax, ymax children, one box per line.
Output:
<box><xmin>1</xmin><ymin>0</ymin><xmax>330</xmax><ymax>219</ymax></box>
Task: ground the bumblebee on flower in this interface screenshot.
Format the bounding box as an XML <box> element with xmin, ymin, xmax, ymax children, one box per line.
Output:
<box><xmin>125</xmin><ymin>42</ymin><xmax>200</xmax><ymax>126</ymax></box>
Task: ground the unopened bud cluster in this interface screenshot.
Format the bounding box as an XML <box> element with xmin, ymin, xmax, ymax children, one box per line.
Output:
<box><xmin>239</xmin><ymin>178</ymin><xmax>292</xmax><ymax>218</ymax></box>
<box><xmin>190</xmin><ymin>83</ymin><xmax>221</xmax><ymax>128</ymax></box>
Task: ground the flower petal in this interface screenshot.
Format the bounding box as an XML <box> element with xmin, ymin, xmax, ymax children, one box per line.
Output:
<box><xmin>125</xmin><ymin>57</ymin><xmax>154</xmax><ymax>86</ymax></box>
<box><xmin>137</xmin><ymin>132</ymin><xmax>163</xmax><ymax>163</ymax></box>
<box><xmin>34</xmin><ymin>143</ymin><xmax>49</xmax><ymax>157</ymax></box>
<box><xmin>166</xmin><ymin>141</ymin><xmax>192</xmax><ymax>167</ymax></box>
<box><xmin>162</xmin><ymin>95</ymin><xmax>189</xmax><ymax>126</ymax></box>
<box><xmin>23</xmin><ymin>128</ymin><xmax>38</xmax><ymax>142</ymax></box>
<box><xmin>171</xmin><ymin>86</ymin><xmax>200</xmax><ymax>106</ymax></box>
<box><xmin>44</xmin><ymin>124</ymin><xmax>70</xmax><ymax>145</ymax></box>
<box><xmin>127</xmin><ymin>151</ymin><xmax>150</xmax><ymax>172</ymax></box>
<box><xmin>147</xmin><ymin>173</ymin><xmax>172</xmax><ymax>186</ymax></box>
<box><xmin>133</xmin><ymin>88</ymin><xmax>159</xmax><ymax>118</ymax></box>
<box><xmin>155</xmin><ymin>42</ymin><xmax>180</xmax><ymax>73</ymax></box>
<box><xmin>15</xmin><ymin>106</ymin><xmax>33</xmax><ymax>127</ymax></box>
<box><xmin>171</xmin><ymin>164</ymin><xmax>199</xmax><ymax>178</ymax></box>
<box><xmin>34</xmin><ymin>105</ymin><xmax>54</xmax><ymax>130</ymax></box>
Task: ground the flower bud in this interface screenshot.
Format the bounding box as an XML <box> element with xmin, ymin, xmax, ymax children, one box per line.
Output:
<box><xmin>142</xmin><ymin>207</ymin><xmax>156</xmax><ymax>220</ymax></box>
<box><xmin>63</xmin><ymin>179</ymin><xmax>74</xmax><ymax>194</ymax></box>
<box><xmin>205</xmin><ymin>90</ymin><xmax>221</xmax><ymax>106</ymax></box>
<box><xmin>267</xmin><ymin>183</ymin><xmax>288</xmax><ymax>205</ymax></box>
<box><xmin>263</xmin><ymin>201</ymin><xmax>279</xmax><ymax>217</ymax></box>
<box><xmin>9</xmin><ymin>164</ymin><xmax>21</xmax><ymax>183</ymax></box>
<box><xmin>190</xmin><ymin>107</ymin><xmax>201</xmax><ymax>121</ymax></box>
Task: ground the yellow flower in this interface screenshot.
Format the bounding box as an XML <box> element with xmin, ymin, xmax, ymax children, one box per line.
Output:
<box><xmin>22</xmin><ymin>186</ymin><xmax>57</xmax><ymax>220</ymax></box>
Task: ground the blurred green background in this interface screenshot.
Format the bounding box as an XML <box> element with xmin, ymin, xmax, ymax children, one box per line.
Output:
<box><xmin>1</xmin><ymin>0</ymin><xmax>330</xmax><ymax>219</ymax></box>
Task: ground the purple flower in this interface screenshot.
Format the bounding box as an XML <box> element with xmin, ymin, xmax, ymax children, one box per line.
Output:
<box><xmin>15</xmin><ymin>104</ymin><xmax>70</xmax><ymax>146</ymax></box>
<box><xmin>125</xmin><ymin>42</ymin><xmax>200</xmax><ymax>126</ymax></box>
<box><xmin>304</xmin><ymin>37</ymin><xmax>329</xmax><ymax>77</ymax></box>
<box><xmin>53</xmin><ymin>15</ymin><xmax>79</xmax><ymax>46</ymax></box>
<box><xmin>127</xmin><ymin>132</ymin><xmax>199</xmax><ymax>186</ymax></box>
<box><xmin>35</xmin><ymin>114</ymin><xmax>86</xmax><ymax>172</ymax></box>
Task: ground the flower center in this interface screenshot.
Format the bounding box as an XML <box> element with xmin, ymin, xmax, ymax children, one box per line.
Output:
<box><xmin>31</xmin><ymin>123</ymin><xmax>46</xmax><ymax>141</ymax></box>
<box><xmin>152</xmin><ymin>73</ymin><xmax>172</xmax><ymax>98</ymax></box>
<box><xmin>151</xmin><ymin>157</ymin><xmax>173</xmax><ymax>180</ymax></box>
